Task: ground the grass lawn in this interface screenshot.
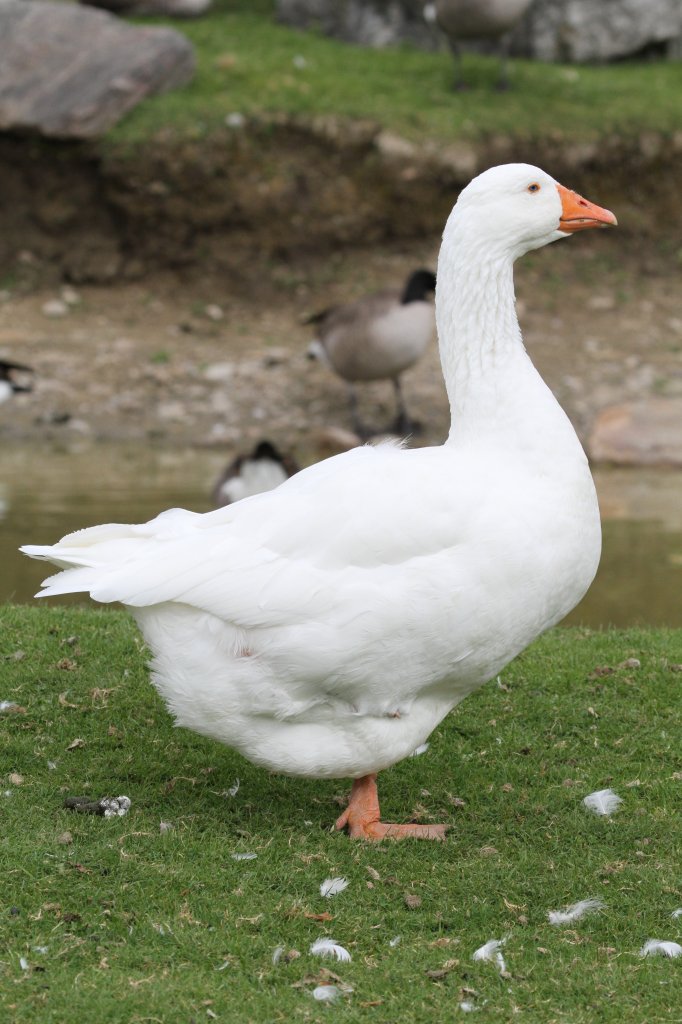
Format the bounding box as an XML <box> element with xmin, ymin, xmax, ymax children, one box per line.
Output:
<box><xmin>110</xmin><ymin>0</ymin><xmax>682</xmax><ymax>146</ymax></box>
<box><xmin>1</xmin><ymin>604</ymin><xmax>681</xmax><ymax>1021</ymax></box>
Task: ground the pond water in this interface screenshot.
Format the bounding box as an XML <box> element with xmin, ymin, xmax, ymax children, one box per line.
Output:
<box><xmin>0</xmin><ymin>442</ymin><xmax>680</xmax><ymax>628</ymax></box>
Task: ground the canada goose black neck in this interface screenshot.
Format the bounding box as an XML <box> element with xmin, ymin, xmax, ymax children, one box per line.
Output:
<box><xmin>401</xmin><ymin>269</ymin><xmax>437</xmax><ymax>305</ymax></box>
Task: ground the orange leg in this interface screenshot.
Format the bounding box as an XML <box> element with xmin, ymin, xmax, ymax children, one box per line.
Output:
<box><xmin>334</xmin><ymin>774</ymin><xmax>449</xmax><ymax>841</ymax></box>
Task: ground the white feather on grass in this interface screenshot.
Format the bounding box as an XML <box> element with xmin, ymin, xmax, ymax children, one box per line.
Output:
<box><xmin>671</xmin><ymin>909</ymin><xmax>682</xmax><ymax>920</ymax></box>
<box><xmin>389</xmin><ymin>936</ymin><xmax>401</xmax><ymax>947</ymax></box>
<box><xmin>231</xmin><ymin>852</ymin><xmax>257</xmax><ymax>861</ymax></box>
<box><xmin>472</xmin><ymin>938</ymin><xmax>507</xmax><ymax>973</ymax></box>
<box><xmin>310</xmin><ymin>937</ymin><xmax>352</xmax><ymax>963</ymax></box>
<box><xmin>272</xmin><ymin>945</ymin><xmax>284</xmax><ymax>965</ymax></box>
<box><xmin>312</xmin><ymin>985</ymin><xmax>341</xmax><ymax>1002</ymax></box>
<box><xmin>320</xmin><ymin>876</ymin><xmax>349</xmax><ymax>898</ymax></box>
<box><xmin>640</xmin><ymin>939</ymin><xmax>682</xmax><ymax>958</ymax></box>
<box><xmin>582</xmin><ymin>788</ymin><xmax>623</xmax><ymax>817</ymax></box>
<box><xmin>548</xmin><ymin>898</ymin><xmax>605</xmax><ymax>926</ymax></box>
<box><xmin>410</xmin><ymin>743</ymin><xmax>430</xmax><ymax>757</ymax></box>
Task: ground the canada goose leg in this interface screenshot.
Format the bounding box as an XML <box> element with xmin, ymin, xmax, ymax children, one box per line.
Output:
<box><xmin>335</xmin><ymin>774</ymin><xmax>449</xmax><ymax>841</ymax></box>
<box><xmin>347</xmin><ymin>384</ymin><xmax>371</xmax><ymax>439</ymax></box>
<box><xmin>495</xmin><ymin>36</ymin><xmax>512</xmax><ymax>91</ymax></box>
<box><xmin>390</xmin><ymin>377</ymin><xmax>419</xmax><ymax>436</ymax></box>
<box><xmin>448</xmin><ymin>39</ymin><xmax>468</xmax><ymax>91</ymax></box>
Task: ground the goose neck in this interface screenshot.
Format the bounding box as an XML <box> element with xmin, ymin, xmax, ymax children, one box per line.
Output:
<box><xmin>436</xmin><ymin>243</ymin><xmax>530</xmax><ymax>436</ymax></box>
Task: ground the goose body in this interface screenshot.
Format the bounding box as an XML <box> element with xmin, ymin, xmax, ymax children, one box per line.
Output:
<box><xmin>212</xmin><ymin>440</ymin><xmax>299</xmax><ymax>507</ymax></box>
<box><xmin>23</xmin><ymin>164</ymin><xmax>616</xmax><ymax>838</ymax></box>
<box><xmin>434</xmin><ymin>0</ymin><xmax>532</xmax><ymax>41</ymax></box>
<box><xmin>0</xmin><ymin>359</ymin><xmax>33</xmax><ymax>405</ymax></box>
<box><xmin>307</xmin><ymin>268</ymin><xmax>436</xmax><ymax>434</ymax></box>
<box><xmin>431</xmin><ymin>0</ymin><xmax>534</xmax><ymax>88</ymax></box>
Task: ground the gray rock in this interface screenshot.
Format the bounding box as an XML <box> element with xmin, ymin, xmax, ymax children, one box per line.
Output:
<box><xmin>0</xmin><ymin>0</ymin><xmax>195</xmax><ymax>139</ymax></box>
<box><xmin>589</xmin><ymin>399</ymin><xmax>682</xmax><ymax>466</ymax></box>
<box><xmin>509</xmin><ymin>0</ymin><xmax>682</xmax><ymax>62</ymax></box>
<box><xmin>277</xmin><ymin>0</ymin><xmax>682</xmax><ymax>62</ymax></box>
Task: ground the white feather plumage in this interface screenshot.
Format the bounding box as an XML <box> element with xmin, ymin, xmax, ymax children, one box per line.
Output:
<box><xmin>310</xmin><ymin>937</ymin><xmax>352</xmax><ymax>962</ymax></box>
<box><xmin>472</xmin><ymin>938</ymin><xmax>507</xmax><ymax>973</ymax></box>
<box><xmin>231</xmin><ymin>852</ymin><xmax>257</xmax><ymax>861</ymax></box>
<box><xmin>320</xmin><ymin>877</ymin><xmax>349</xmax><ymax>898</ymax></box>
<box><xmin>640</xmin><ymin>939</ymin><xmax>682</xmax><ymax>958</ymax></box>
<box><xmin>410</xmin><ymin>743</ymin><xmax>430</xmax><ymax>757</ymax></box>
<box><xmin>312</xmin><ymin>985</ymin><xmax>341</xmax><ymax>1002</ymax></box>
<box><xmin>671</xmin><ymin>909</ymin><xmax>682</xmax><ymax>920</ymax></box>
<box><xmin>582</xmin><ymin>789</ymin><xmax>623</xmax><ymax>817</ymax></box>
<box><xmin>547</xmin><ymin>898</ymin><xmax>605</xmax><ymax>926</ymax></box>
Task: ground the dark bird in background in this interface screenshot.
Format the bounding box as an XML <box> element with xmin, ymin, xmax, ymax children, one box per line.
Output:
<box><xmin>0</xmin><ymin>359</ymin><xmax>33</xmax><ymax>405</ymax></box>
<box><xmin>306</xmin><ymin>268</ymin><xmax>436</xmax><ymax>438</ymax></box>
<box><xmin>212</xmin><ymin>440</ymin><xmax>300</xmax><ymax>507</ymax></box>
<box><xmin>426</xmin><ymin>0</ymin><xmax>534</xmax><ymax>90</ymax></box>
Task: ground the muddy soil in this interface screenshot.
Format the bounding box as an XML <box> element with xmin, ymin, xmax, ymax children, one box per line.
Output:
<box><xmin>0</xmin><ymin>234</ymin><xmax>679</xmax><ymax>462</ymax></box>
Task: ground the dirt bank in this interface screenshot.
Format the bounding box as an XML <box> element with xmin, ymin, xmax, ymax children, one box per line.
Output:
<box><xmin>1</xmin><ymin>117</ymin><xmax>680</xmax><ymax>285</ymax></box>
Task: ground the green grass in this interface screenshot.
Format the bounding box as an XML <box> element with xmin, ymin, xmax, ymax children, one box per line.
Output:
<box><xmin>2</xmin><ymin>605</ymin><xmax>682</xmax><ymax>1021</ymax></box>
<box><xmin>109</xmin><ymin>0</ymin><xmax>682</xmax><ymax>146</ymax></box>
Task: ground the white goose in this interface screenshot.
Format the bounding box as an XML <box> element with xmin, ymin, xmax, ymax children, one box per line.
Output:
<box><xmin>22</xmin><ymin>164</ymin><xmax>616</xmax><ymax>840</ymax></box>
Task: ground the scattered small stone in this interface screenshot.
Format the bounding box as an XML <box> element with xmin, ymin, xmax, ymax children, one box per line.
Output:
<box><xmin>57</xmin><ymin>830</ymin><xmax>73</xmax><ymax>845</ymax></box>
<box><xmin>41</xmin><ymin>299</ymin><xmax>69</xmax><ymax>318</ymax></box>
<box><xmin>204</xmin><ymin>304</ymin><xmax>224</xmax><ymax>321</ymax></box>
<box><xmin>404</xmin><ymin>892</ymin><xmax>422</xmax><ymax>910</ymax></box>
<box><xmin>60</xmin><ymin>286</ymin><xmax>81</xmax><ymax>306</ymax></box>
<box><xmin>8</xmin><ymin>772</ymin><xmax>23</xmax><ymax>786</ymax></box>
<box><xmin>225</xmin><ymin>112</ymin><xmax>245</xmax><ymax>128</ymax></box>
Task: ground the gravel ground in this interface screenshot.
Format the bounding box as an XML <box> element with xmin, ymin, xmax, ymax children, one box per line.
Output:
<box><xmin>0</xmin><ymin>238</ymin><xmax>680</xmax><ymax>463</ymax></box>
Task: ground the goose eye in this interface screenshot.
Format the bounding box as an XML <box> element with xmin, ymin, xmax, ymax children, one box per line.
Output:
<box><xmin>527</xmin><ymin>183</ymin><xmax>541</xmax><ymax>194</ymax></box>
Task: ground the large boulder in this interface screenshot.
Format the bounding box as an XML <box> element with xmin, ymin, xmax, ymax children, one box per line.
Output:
<box><xmin>276</xmin><ymin>0</ymin><xmax>682</xmax><ymax>61</ymax></box>
<box><xmin>0</xmin><ymin>0</ymin><xmax>195</xmax><ymax>139</ymax></box>
<box><xmin>509</xmin><ymin>0</ymin><xmax>682</xmax><ymax>62</ymax></box>
<box><xmin>588</xmin><ymin>400</ymin><xmax>682</xmax><ymax>466</ymax></box>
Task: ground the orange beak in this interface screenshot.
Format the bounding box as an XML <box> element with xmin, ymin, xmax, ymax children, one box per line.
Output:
<box><xmin>556</xmin><ymin>183</ymin><xmax>617</xmax><ymax>233</ymax></box>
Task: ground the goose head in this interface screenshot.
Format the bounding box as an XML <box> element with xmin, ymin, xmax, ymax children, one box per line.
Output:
<box><xmin>447</xmin><ymin>163</ymin><xmax>617</xmax><ymax>261</ymax></box>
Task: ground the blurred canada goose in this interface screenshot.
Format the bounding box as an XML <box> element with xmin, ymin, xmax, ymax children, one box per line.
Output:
<box><xmin>426</xmin><ymin>0</ymin><xmax>533</xmax><ymax>89</ymax></box>
<box><xmin>212</xmin><ymin>441</ymin><xmax>299</xmax><ymax>508</ymax></box>
<box><xmin>0</xmin><ymin>360</ymin><xmax>33</xmax><ymax>405</ymax></box>
<box><xmin>306</xmin><ymin>268</ymin><xmax>436</xmax><ymax>437</ymax></box>
<box><xmin>23</xmin><ymin>164</ymin><xmax>616</xmax><ymax>840</ymax></box>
